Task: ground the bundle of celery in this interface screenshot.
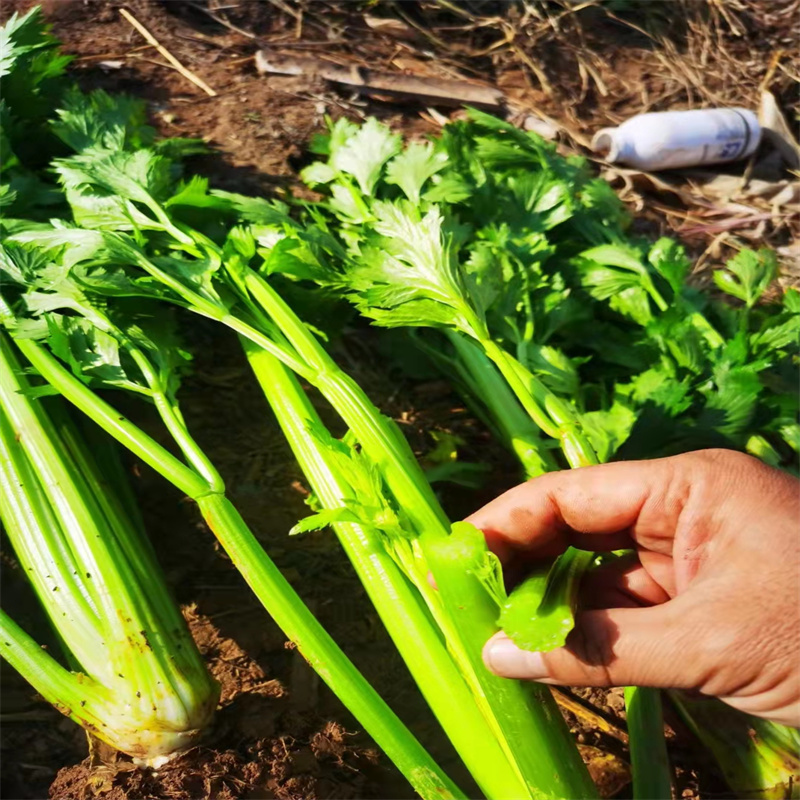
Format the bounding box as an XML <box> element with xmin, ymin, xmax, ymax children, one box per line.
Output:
<box><xmin>1</xmin><ymin>13</ymin><xmax>597</xmax><ymax>796</ymax></box>
<box><xmin>287</xmin><ymin>113</ymin><xmax>799</xmax><ymax>797</ymax></box>
<box><xmin>0</xmin><ymin>332</ymin><xmax>219</xmax><ymax>762</ymax></box>
<box><xmin>292</xmin><ymin>112</ymin><xmax>798</xmax><ymax>479</ymax></box>
<box><xmin>0</xmin><ymin>14</ymin><xmax>463</xmax><ymax>798</ymax></box>
<box><xmin>3</xmin><ymin>9</ymin><xmax>798</xmax><ymax>797</ymax></box>
<box><xmin>0</xmin><ymin>116</ymin><xmax>595</xmax><ymax>800</ymax></box>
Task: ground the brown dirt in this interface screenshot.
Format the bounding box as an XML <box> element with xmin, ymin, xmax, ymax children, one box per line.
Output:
<box><xmin>1</xmin><ymin>1</ymin><xmax>791</xmax><ymax>798</ymax></box>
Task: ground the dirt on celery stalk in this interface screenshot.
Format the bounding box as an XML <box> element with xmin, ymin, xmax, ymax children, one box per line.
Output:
<box><xmin>1</xmin><ymin>0</ymin><xmax>788</xmax><ymax>797</ymax></box>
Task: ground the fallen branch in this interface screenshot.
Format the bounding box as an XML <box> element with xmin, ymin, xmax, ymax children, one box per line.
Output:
<box><xmin>255</xmin><ymin>50</ymin><xmax>504</xmax><ymax>108</ymax></box>
<box><xmin>119</xmin><ymin>8</ymin><xmax>217</xmax><ymax>97</ymax></box>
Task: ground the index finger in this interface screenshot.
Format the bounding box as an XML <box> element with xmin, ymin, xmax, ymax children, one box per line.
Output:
<box><xmin>466</xmin><ymin>456</ymin><xmax>689</xmax><ymax>563</ymax></box>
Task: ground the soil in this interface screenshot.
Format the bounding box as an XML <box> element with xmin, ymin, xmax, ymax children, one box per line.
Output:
<box><xmin>1</xmin><ymin>2</ymin><xmax>794</xmax><ymax>799</ymax></box>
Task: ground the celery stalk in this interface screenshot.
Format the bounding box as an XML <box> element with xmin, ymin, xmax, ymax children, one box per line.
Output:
<box><xmin>0</xmin><ymin>333</ymin><xmax>218</xmax><ymax>761</ymax></box>
<box><xmin>444</xmin><ymin>331</ymin><xmax>558</xmax><ymax>477</ymax></box>
<box><xmin>244</xmin><ymin>340</ymin><xmax>528</xmax><ymax>800</ymax></box>
<box><xmin>238</xmin><ymin>273</ymin><xmax>597</xmax><ymax>799</ymax></box>
<box><xmin>4</xmin><ymin>330</ymin><xmax>465</xmax><ymax>800</ymax></box>
<box><xmin>625</xmin><ymin>687</ymin><xmax>672</xmax><ymax>800</ymax></box>
<box><xmin>671</xmin><ymin>693</ymin><xmax>800</xmax><ymax>799</ymax></box>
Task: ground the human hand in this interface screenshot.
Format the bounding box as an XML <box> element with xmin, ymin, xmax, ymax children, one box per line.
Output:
<box><xmin>470</xmin><ymin>449</ymin><xmax>800</xmax><ymax>727</ymax></box>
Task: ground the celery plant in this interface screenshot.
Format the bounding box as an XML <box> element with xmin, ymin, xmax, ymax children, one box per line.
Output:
<box><xmin>670</xmin><ymin>693</ymin><xmax>800</xmax><ymax>799</ymax></box>
<box><xmin>0</xmin><ymin>278</ymin><xmax>463</xmax><ymax>800</ymax></box>
<box><xmin>293</xmin><ymin>113</ymin><xmax>799</xmax><ymax>800</ymax></box>
<box><xmin>0</xmin><ymin>332</ymin><xmax>219</xmax><ymax>762</ymax></box>
<box><xmin>5</xmin><ymin>47</ymin><xmax>797</xmax><ymax>795</ymax></box>
<box><xmin>1</xmin><ymin>83</ymin><xmax>597</xmax><ymax>795</ymax></box>
<box><xmin>4</xmin><ymin>215</ymin><xmax>595</xmax><ymax>800</ymax></box>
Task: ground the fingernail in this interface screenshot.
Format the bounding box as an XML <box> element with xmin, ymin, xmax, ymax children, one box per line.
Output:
<box><xmin>484</xmin><ymin>635</ymin><xmax>548</xmax><ymax>679</ymax></box>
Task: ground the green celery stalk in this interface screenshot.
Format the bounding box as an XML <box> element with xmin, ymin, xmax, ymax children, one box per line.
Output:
<box><xmin>477</xmin><ymin>336</ymin><xmax>599</xmax><ymax>469</ymax></box>
<box><xmin>0</xmin><ymin>332</ymin><xmax>218</xmax><ymax>761</ymax></box>
<box><xmin>236</xmin><ymin>272</ymin><xmax>597</xmax><ymax>800</ymax></box>
<box><xmin>444</xmin><ymin>331</ymin><xmax>558</xmax><ymax>478</ymax></box>
<box><xmin>625</xmin><ymin>687</ymin><xmax>672</xmax><ymax>800</ymax></box>
<box><xmin>424</xmin><ymin>522</ymin><xmax>598</xmax><ymax>800</ymax></box>
<box><xmin>244</xmin><ymin>340</ymin><xmax>528</xmax><ymax>799</ymax></box>
<box><xmin>671</xmin><ymin>693</ymin><xmax>800</xmax><ymax>800</ymax></box>
<box><xmin>2</xmin><ymin>326</ymin><xmax>465</xmax><ymax>800</ymax></box>
<box><xmin>500</xmin><ymin>547</ymin><xmax>595</xmax><ymax>652</ymax></box>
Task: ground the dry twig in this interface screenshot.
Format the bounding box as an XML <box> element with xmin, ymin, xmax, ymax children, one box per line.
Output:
<box><xmin>119</xmin><ymin>8</ymin><xmax>218</xmax><ymax>96</ymax></box>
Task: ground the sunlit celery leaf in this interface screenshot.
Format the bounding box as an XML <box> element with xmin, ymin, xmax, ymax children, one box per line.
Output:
<box><xmin>11</xmin><ymin>226</ymin><xmax>229</xmax><ymax>315</ymax></box>
<box><xmin>749</xmin><ymin>310</ymin><xmax>800</xmax><ymax>355</ymax></box>
<box><xmin>499</xmin><ymin>547</ymin><xmax>594</xmax><ymax>652</ymax></box>
<box><xmin>67</xmin><ymin>190</ymin><xmax>161</xmax><ymax>231</ymax></box>
<box><xmin>573</xmin><ymin>248</ymin><xmax>654</xmax><ymax>328</ymax></box>
<box><xmin>52</xmin><ymin>87</ymin><xmax>155</xmax><ymax>153</ymax></box>
<box><xmin>11</xmin><ymin>227</ymin><xmax>145</xmax><ymax>269</ymax></box>
<box><xmin>14</xmin><ymin>255</ymin><xmax>167</xmax><ymax>389</ymax></box>
<box><xmin>166</xmin><ymin>176</ymin><xmax>236</xmax><ymax>213</ymax></box>
<box><xmin>616</xmin><ymin>365</ymin><xmax>693</xmax><ymax>418</ymax></box>
<box><xmin>578</xmin><ymin>401</ymin><xmax>636</xmax><ymax>462</ymax></box>
<box><xmin>210</xmin><ymin>189</ymin><xmax>296</xmax><ymax>227</ymax></box>
<box><xmin>71</xmin><ymin>263</ymin><xmax>166</xmax><ymax>300</ymax></box>
<box><xmin>466</xmin><ymin>108</ymin><xmax>592</xmax><ymax>191</ymax></box>
<box><xmin>464</xmin><ymin>107</ymin><xmax>550</xmax><ymax>165</ymax></box>
<box><xmin>54</xmin><ymin>148</ymin><xmax>176</xmax><ymax>208</ymax></box>
<box><xmin>385</xmin><ymin>141</ymin><xmax>448</xmax><ymax>205</ymax></box>
<box><xmin>39</xmin><ymin>313</ymin><xmax>150</xmax><ymax>392</ymax></box>
<box><xmin>290</xmin><ymin>506</ymin><xmax>362</xmax><ymax>535</ymax></box>
<box><xmin>0</xmin><ymin>8</ymin><xmax>71</xmax><ymax>165</ymax></box>
<box><xmin>315</xmin><ymin>116</ymin><xmax>360</xmax><ymax>156</ymax></box>
<box><xmin>297</xmin><ymin>419</ymin><xmax>417</xmax><ymax>545</ymax></box>
<box><xmin>462</xmin><ymin>227</ymin><xmax>551</xmax><ymax>340</ymax></box>
<box><xmin>713</xmin><ymin>249</ymin><xmax>778</xmax><ymax>307</ymax></box>
<box><xmin>576</xmin><ymin>258</ymin><xmax>653</xmax><ymax>326</ymax></box>
<box><xmin>423</xmin><ymin>174</ymin><xmax>474</xmax><ymax>204</ymax></box>
<box><xmin>575</xmin><ymin>178</ymin><xmax>629</xmax><ymax>239</ymax></box>
<box><xmin>783</xmin><ymin>287</ymin><xmax>800</xmax><ymax>313</ymax></box>
<box><xmin>0</xmin><ymin>218</ymin><xmax>54</xmax><ymax>239</ymax></box>
<box><xmin>328</xmin><ymin>117</ymin><xmax>402</xmax><ymax>196</ymax></box>
<box><xmin>150</xmin><ymin>252</ymin><xmax>230</xmax><ymax>309</ymax></box>
<box><xmin>344</xmin><ymin>201</ymin><xmax>486</xmax><ymax>336</ymax></box>
<box><xmin>256</xmin><ymin>211</ymin><xmax>346</xmax><ymax>284</ymax></box>
<box><xmin>301</xmin><ymin>160</ymin><xmax>337</xmax><ymax>187</ymax></box>
<box><xmin>0</xmin><ymin>183</ymin><xmax>16</xmax><ymax>208</ymax></box>
<box><xmin>0</xmin><ymin>241</ymin><xmax>52</xmax><ymax>287</ymax></box>
<box><xmin>259</xmin><ymin>235</ymin><xmax>331</xmax><ymax>283</ymax></box>
<box><xmin>648</xmin><ymin>237</ymin><xmax>692</xmax><ymax>295</ymax></box>
<box><xmin>526</xmin><ymin>344</ymin><xmax>581</xmax><ymax>396</ymax></box>
<box><xmin>506</xmin><ymin>172</ymin><xmax>574</xmax><ymax>230</ymax></box>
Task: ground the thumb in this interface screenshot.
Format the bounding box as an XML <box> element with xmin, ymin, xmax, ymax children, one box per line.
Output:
<box><xmin>484</xmin><ymin>602</ymin><xmax>697</xmax><ymax>689</ymax></box>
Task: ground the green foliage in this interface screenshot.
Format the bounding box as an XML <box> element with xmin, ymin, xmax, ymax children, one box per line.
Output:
<box><xmin>3</xmin><ymin>22</ymin><xmax>797</xmax><ymax>794</ymax></box>
<box><xmin>289</xmin><ymin>112</ymin><xmax>797</xmax><ymax>470</ymax></box>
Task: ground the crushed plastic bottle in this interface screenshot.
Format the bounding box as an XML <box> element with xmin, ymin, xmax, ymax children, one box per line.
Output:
<box><xmin>592</xmin><ymin>108</ymin><xmax>761</xmax><ymax>171</ymax></box>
